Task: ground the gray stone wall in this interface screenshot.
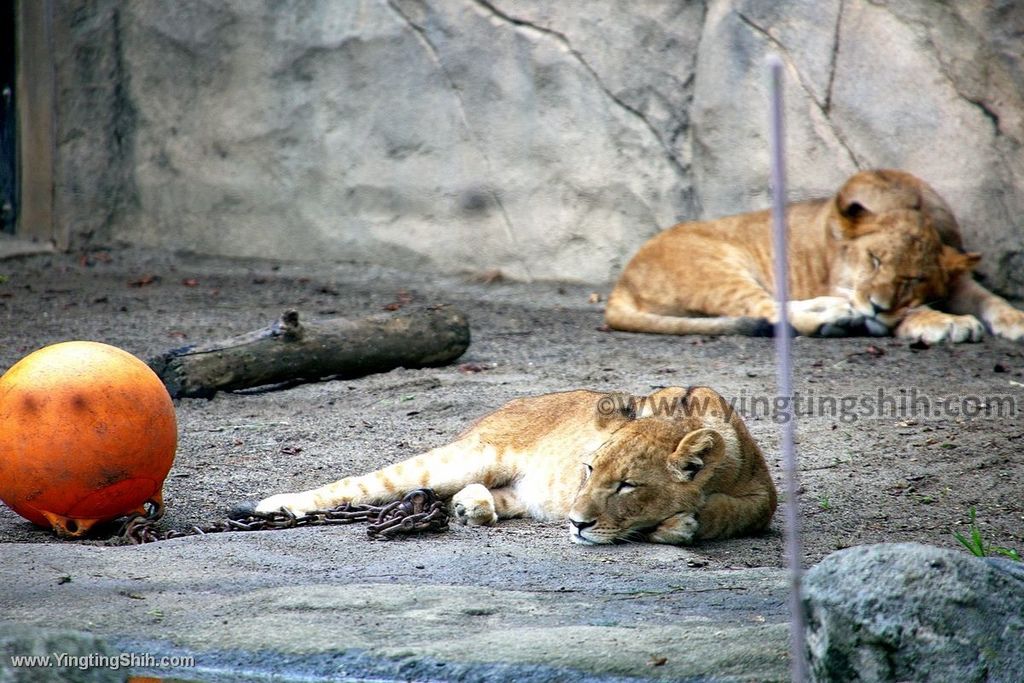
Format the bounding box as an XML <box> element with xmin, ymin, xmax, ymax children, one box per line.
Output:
<box><xmin>54</xmin><ymin>0</ymin><xmax>137</xmax><ymax>247</ymax></box>
<box><xmin>54</xmin><ymin>0</ymin><xmax>1024</xmax><ymax>293</ymax></box>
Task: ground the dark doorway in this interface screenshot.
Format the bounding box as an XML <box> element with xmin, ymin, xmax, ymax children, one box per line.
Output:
<box><xmin>1</xmin><ymin>0</ymin><xmax>15</xmax><ymax>234</ymax></box>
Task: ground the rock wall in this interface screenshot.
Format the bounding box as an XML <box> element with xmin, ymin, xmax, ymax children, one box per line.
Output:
<box><xmin>54</xmin><ymin>0</ymin><xmax>136</xmax><ymax>248</ymax></box>
<box><xmin>55</xmin><ymin>0</ymin><xmax>1024</xmax><ymax>292</ymax></box>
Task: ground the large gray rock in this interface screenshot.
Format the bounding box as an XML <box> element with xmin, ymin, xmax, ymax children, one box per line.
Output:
<box><xmin>0</xmin><ymin>623</ymin><xmax>124</xmax><ymax>682</ymax></box>
<box><xmin>803</xmin><ymin>543</ymin><xmax>1024</xmax><ymax>683</ymax></box>
<box><xmin>53</xmin><ymin>1</ymin><xmax>1024</xmax><ymax>294</ymax></box>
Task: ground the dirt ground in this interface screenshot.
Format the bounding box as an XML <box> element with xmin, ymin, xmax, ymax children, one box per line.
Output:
<box><xmin>1</xmin><ymin>246</ymin><xmax>1022</xmax><ymax>564</ymax></box>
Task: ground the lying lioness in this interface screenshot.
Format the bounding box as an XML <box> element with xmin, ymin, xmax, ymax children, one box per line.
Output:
<box><xmin>256</xmin><ymin>386</ymin><xmax>777</xmax><ymax>545</ymax></box>
<box><xmin>606</xmin><ymin>170</ymin><xmax>1024</xmax><ymax>344</ymax></box>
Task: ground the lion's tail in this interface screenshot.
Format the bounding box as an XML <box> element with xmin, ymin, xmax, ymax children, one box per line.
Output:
<box><xmin>604</xmin><ymin>287</ymin><xmax>774</xmax><ymax>337</ymax></box>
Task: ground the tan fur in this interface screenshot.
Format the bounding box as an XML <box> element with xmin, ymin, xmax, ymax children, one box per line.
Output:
<box><xmin>255</xmin><ymin>386</ymin><xmax>777</xmax><ymax>545</ymax></box>
<box><xmin>606</xmin><ymin>170</ymin><xmax>1024</xmax><ymax>343</ymax></box>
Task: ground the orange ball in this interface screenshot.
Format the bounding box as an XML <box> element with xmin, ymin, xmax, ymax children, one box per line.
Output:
<box><xmin>0</xmin><ymin>341</ymin><xmax>177</xmax><ymax>537</ymax></box>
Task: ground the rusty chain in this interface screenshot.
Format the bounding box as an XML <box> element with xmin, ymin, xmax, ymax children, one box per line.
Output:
<box><xmin>108</xmin><ymin>488</ymin><xmax>449</xmax><ymax>545</ymax></box>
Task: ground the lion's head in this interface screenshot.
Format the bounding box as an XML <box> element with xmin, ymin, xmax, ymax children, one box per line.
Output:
<box><xmin>830</xmin><ymin>206</ymin><xmax>980</xmax><ymax>332</ymax></box>
<box><xmin>566</xmin><ymin>418</ymin><xmax>727</xmax><ymax>545</ymax></box>
<box><xmin>833</xmin><ymin>169</ymin><xmax>964</xmax><ymax>249</ymax></box>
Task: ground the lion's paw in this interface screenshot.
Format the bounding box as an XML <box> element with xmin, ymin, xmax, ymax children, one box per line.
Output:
<box><xmin>789</xmin><ymin>297</ymin><xmax>865</xmax><ymax>337</ymax></box>
<box><xmin>255</xmin><ymin>492</ymin><xmax>319</xmax><ymax>516</ymax></box>
<box><xmin>646</xmin><ymin>512</ymin><xmax>699</xmax><ymax>545</ymax></box>
<box><xmin>988</xmin><ymin>305</ymin><xmax>1024</xmax><ymax>342</ymax></box>
<box><xmin>452</xmin><ymin>484</ymin><xmax>498</xmax><ymax>526</ymax></box>
<box><xmin>896</xmin><ymin>310</ymin><xmax>984</xmax><ymax>344</ymax></box>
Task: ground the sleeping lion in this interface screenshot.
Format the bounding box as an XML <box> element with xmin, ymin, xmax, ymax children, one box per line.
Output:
<box><xmin>256</xmin><ymin>386</ymin><xmax>777</xmax><ymax>545</ymax></box>
<box><xmin>606</xmin><ymin>169</ymin><xmax>1024</xmax><ymax>344</ymax></box>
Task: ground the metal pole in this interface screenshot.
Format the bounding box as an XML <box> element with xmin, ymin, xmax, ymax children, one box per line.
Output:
<box><xmin>767</xmin><ymin>54</ymin><xmax>808</xmax><ymax>682</ymax></box>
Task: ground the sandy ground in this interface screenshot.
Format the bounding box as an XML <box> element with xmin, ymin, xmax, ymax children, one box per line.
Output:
<box><xmin>1</xmin><ymin>246</ymin><xmax>1022</xmax><ymax>681</ymax></box>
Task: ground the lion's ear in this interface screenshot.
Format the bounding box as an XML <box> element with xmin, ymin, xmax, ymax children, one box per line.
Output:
<box><xmin>670</xmin><ymin>428</ymin><xmax>723</xmax><ymax>482</ymax></box>
<box><xmin>831</xmin><ymin>193</ymin><xmax>876</xmax><ymax>239</ymax></box>
<box><xmin>833</xmin><ymin>170</ymin><xmax>925</xmax><ymax>238</ymax></box>
<box><xmin>839</xmin><ymin>199</ymin><xmax>869</xmax><ymax>220</ymax></box>
<box><xmin>595</xmin><ymin>392</ymin><xmax>638</xmax><ymax>429</ymax></box>
<box><xmin>940</xmin><ymin>247</ymin><xmax>981</xmax><ymax>276</ymax></box>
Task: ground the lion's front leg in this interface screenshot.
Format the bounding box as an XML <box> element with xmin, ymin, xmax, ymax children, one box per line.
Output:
<box><xmin>724</xmin><ymin>290</ymin><xmax>867</xmax><ymax>336</ymax></box>
<box><xmin>987</xmin><ymin>305</ymin><xmax>1024</xmax><ymax>341</ymax></box>
<box><xmin>693</xmin><ymin>492</ymin><xmax>774</xmax><ymax>542</ymax></box>
<box><xmin>646</xmin><ymin>494</ymin><xmax>770</xmax><ymax>545</ymax></box>
<box><xmin>451</xmin><ymin>485</ymin><xmax>527</xmax><ymax>526</ymax></box>
<box><xmin>697</xmin><ymin>283</ymin><xmax>865</xmax><ymax>337</ymax></box>
<box><xmin>895</xmin><ymin>307</ymin><xmax>984</xmax><ymax>344</ymax></box>
<box><xmin>786</xmin><ymin>296</ymin><xmax>866</xmax><ymax>337</ymax></box>
<box><xmin>946</xmin><ymin>276</ymin><xmax>1024</xmax><ymax>341</ymax></box>
<box><xmin>451</xmin><ymin>484</ymin><xmax>498</xmax><ymax>526</ymax></box>
<box><xmin>646</xmin><ymin>512</ymin><xmax>699</xmax><ymax>545</ymax></box>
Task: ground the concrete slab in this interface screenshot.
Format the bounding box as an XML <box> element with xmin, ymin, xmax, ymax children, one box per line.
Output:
<box><xmin>3</xmin><ymin>530</ymin><xmax>791</xmax><ymax>681</ymax></box>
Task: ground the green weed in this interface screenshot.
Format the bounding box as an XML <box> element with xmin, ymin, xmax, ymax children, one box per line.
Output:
<box><xmin>953</xmin><ymin>508</ymin><xmax>1021</xmax><ymax>561</ymax></box>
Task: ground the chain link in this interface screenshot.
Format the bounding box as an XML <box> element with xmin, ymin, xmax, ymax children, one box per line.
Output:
<box><xmin>108</xmin><ymin>488</ymin><xmax>449</xmax><ymax>545</ymax></box>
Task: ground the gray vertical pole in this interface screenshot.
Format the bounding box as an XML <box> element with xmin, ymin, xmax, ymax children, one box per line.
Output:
<box><xmin>767</xmin><ymin>54</ymin><xmax>809</xmax><ymax>682</ymax></box>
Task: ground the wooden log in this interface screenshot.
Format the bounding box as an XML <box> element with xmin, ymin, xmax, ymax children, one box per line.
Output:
<box><xmin>148</xmin><ymin>306</ymin><xmax>471</xmax><ymax>398</ymax></box>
